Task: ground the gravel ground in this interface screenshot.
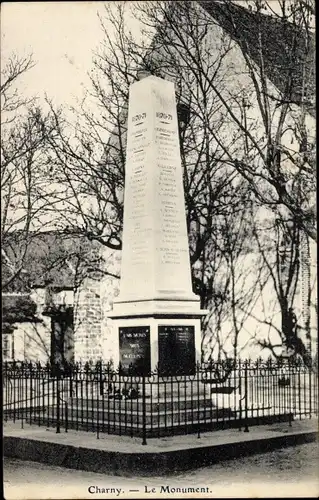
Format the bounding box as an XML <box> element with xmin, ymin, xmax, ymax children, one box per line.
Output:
<box><xmin>4</xmin><ymin>442</ymin><xmax>319</xmax><ymax>499</ymax></box>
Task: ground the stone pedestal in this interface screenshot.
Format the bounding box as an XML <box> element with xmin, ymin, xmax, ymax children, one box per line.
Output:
<box><xmin>109</xmin><ymin>314</ymin><xmax>203</xmax><ymax>374</ymax></box>
<box><xmin>108</xmin><ymin>75</ymin><xmax>206</xmax><ymax>374</ymax></box>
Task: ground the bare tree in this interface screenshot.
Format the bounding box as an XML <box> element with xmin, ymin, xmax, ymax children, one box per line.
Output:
<box><xmin>44</xmin><ymin>3</ymin><xmax>142</xmax><ymax>250</ymax></box>
<box><xmin>129</xmin><ymin>0</ymin><xmax>316</xmax><ymax>361</ymax></box>
<box><xmin>47</xmin><ymin>2</ymin><xmax>245</xmax><ymax>290</ymax></box>
<box><xmin>197</xmin><ymin>184</ymin><xmax>269</xmax><ymax>362</ymax></box>
<box><xmin>135</xmin><ymin>0</ymin><xmax>315</xmax><ymax>242</ymax></box>
<box><xmin>1</xmin><ymin>54</ymin><xmax>64</xmax><ymax>290</ymax></box>
<box><xmin>42</xmin><ymin>1</ymin><xmax>315</xmax><ymax>362</ymax></box>
<box><xmin>1</xmin><ymin>54</ymin><xmax>35</xmax><ymax>119</ymax></box>
<box><xmin>248</xmin><ymin>209</ymin><xmax>313</xmax><ymax>364</ymax></box>
<box><xmin>203</xmin><ymin>0</ymin><xmax>316</xmax><ymax>241</ymax></box>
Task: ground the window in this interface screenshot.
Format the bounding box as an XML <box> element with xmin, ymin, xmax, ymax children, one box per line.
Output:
<box><xmin>3</xmin><ymin>334</ymin><xmax>13</xmax><ymax>361</ymax></box>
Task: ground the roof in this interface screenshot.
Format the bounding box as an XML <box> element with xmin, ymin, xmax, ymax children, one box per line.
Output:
<box><xmin>2</xmin><ymin>231</ymin><xmax>97</xmax><ymax>293</ymax></box>
<box><xmin>199</xmin><ymin>1</ymin><xmax>315</xmax><ymax>117</ymax></box>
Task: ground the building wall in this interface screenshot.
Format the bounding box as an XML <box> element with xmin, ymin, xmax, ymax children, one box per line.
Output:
<box><xmin>13</xmin><ymin>320</ymin><xmax>51</xmax><ymax>363</ymax></box>
<box><xmin>73</xmin><ymin>277</ymin><xmax>103</xmax><ymax>362</ymax></box>
<box><xmin>201</xmin><ymin>242</ymin><xmax>317</xmax><ymax>361</ymax></box>
<box><xmin>100</xmin><ymin>250</ymin><xmax>121</xmax><ymax>364</ymax></box>
<box><xmin>2</xmin><ymin>243</ymin><xmax>122</xmax><ymax>365</ymax></box>
<box><xmin>10</xmin><ymin>289</ymin><xmax>51</xmax><ymax>363</ymax></box>
<box><xmin>73</xmin><ymin>244</ymin><xmax>121</xmax><ymax>363</ymax></box>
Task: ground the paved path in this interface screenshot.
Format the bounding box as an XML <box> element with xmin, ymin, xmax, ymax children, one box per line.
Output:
<box><xmin>4</xmin><ymin>418</ymin><xmax>318</xmax><ymax>499</ymax></box>
<box><xmin>3</xmin><ymin>417</ymin><xmax>317</xmax><ymax>452</ymax></box>
<box><xmin>4</xmin><ymin>442</ymin><xmax>319</xmax><ymax>499</ymax></box>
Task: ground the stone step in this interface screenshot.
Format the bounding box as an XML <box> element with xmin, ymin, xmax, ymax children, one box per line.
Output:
<box><xmin>28</xmin><ymin>410</ymin><xmax>294</xmax><ymax>437</ymax></box>
<box><xmin>29</xmin><ymin>415</ymin><xmax>232</xmax><ymax>433</ymax></box>
<box><xmin>67</xmin><ymin>396</ymin><xmax>216</xmax><ymax>412</ymax></box>
<box><xmin>45</xmin><ymin>405</ymin><xmax>233</xmax><ymax>426</ymax></box>
<box><xmin>65</xmin><ymin>379</ymin><xmax>222</xmax><ymax>399</ymax></box>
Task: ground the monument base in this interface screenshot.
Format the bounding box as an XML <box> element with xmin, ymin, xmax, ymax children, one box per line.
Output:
<box><xmin>110</xmin><ymin>294</ymin><xmax>201</xmax><ymax>316</ymax></box>
<box><xmin>108</xmin><ymin>300</ymin><xmax>207</xmax><ymax>375</ymax></box>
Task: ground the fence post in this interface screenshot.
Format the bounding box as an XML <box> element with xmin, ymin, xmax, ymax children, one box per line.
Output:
<box><xmin>238</xmin><ymin>359</ymin><xmax>242</xmax><ymax>431</ymax></box>
<box><xmin>288</xmin><ymin>360</ymin><xmax>292</xmax><ymax>427</ymax></box>
<box><xmin>197</xmin><ymin>364</ymin><xmax>201</xmax><ymax>439</ymax></box>
<box><xmin>56</xmin><ymin>367</ymin><xmax>61</xmax><ymax>434</ymax></box>
<box><xmin>142</xmin><ymin>375</ymin><xmax>147</xmax><ymax>445</ymax></box>
<box><xmin>244</xmin><ymin>361</ymin><xmax>249</xmax><ymax>433</ymax></box>
<box><xmin>65</xmin><ymin>400</ymin><xmax>68</xmax><ymax>433</ymax></box>
<box><xmin>4</xmin><ymin>363</ymin><xmax>8</xmax><ymax>422</ymax></box>
<box><xmin>308</xmin><ymin>363</ymin><xmax>312</xmax><ymax>419</ymax></box>
<box><xmin>99</xmin><ymin>361</ymin><xmax>104</xmax><ymax>397</ymax></box>
<box><xmin>29</xmin><ymin>362</ymin><xmax>33</xmax><ymax>426</ymax></box>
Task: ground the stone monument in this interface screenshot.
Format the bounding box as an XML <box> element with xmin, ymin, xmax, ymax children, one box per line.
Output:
<box><xmin>109</xmin><ymin>75</ymin><xmax>207</xmax><ymax>375</ymax></box>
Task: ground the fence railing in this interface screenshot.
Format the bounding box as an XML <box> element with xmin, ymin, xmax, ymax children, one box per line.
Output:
<box><xmin>3</xmin><ymin>358</ymin><xmax>318</xmax><ymax>445</ymax></box>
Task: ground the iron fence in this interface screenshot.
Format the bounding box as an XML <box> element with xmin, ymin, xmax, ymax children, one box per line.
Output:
<box><xmin>3</xmin><ymin>358</ymin><xmax>318</xmax><ymax>445</ymax></box>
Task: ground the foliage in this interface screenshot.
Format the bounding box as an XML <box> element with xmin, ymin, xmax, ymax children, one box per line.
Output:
<box><xmin>2</xmin><ymin>295</ymin><xmax>40</xmax><ymax>334</ymax></box>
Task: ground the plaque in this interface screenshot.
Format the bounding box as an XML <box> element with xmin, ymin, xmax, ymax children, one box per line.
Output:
<box><xmin>158</xmin><ymin>325</ymin><xmax>195</xmax><ymax>376</ymax></box>
<box><xmin>119</xmin><ymin>326</ymin><xmax>151</xmax><ymax>375</ymax></box>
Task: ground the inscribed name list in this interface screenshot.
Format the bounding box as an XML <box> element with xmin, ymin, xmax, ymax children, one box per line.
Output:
<box><xmin>119</xmin><ymin>77</ymin><xmax>193</xmax><ymax>301</ymax></box>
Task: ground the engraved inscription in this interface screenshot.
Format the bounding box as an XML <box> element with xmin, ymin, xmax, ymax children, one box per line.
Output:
<box><xmin>119</xmin><ymin>326</ymin><xmax>151</xmax><ymax>375</ymax></box>
<box><xmin>132</xmin><ymin>113</ymin><xmax>146</xmax><ymax>122</ymax></box>
<box><xmin>119</xmin><ymin>78</ymin><xmax>194</xmax><ymax>298</ymax></box>
<box><xmin>158</xmin><ymin>325</ymin><xmax>195</xmax><ymax>375</ymax></box>
<box><xmin>156</xmin><ymin>112</ymin><xmax>173</xmax><ymax>120</ymax></box>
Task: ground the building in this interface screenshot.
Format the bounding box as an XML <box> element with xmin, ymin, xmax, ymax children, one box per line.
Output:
<box><xmin>100</xmin><ymin>1</ymin><xmax>316</xmax><ymax>360</ymax></box>
<box><xmin>2</xmin><ymin>1</ymin><xmax>315</xmax><ymax>364</ymax></box>
<box><xmin>2</xmin><ymin>231</ymin><xmax>120</xmax><ymax>364</ymax></box>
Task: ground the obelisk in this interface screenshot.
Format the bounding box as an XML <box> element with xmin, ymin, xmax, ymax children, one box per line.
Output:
<box><xmin>109</xmin><ymin>75</ymin><xmax>207</xmax><ymax>375</ymax></box>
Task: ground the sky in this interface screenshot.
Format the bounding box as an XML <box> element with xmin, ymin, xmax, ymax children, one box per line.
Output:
<box><xmin>1</xmin><ymin>1</ymin><xmax>295</xmax><ymax>110</ymax></box>
<box><xmin>2</xmin><ymin>1</ymin><xmax>309</xmax><ymax>110</ymax></box>
<box><xmin>1</xmin><ymin>2</ymin><xmax>111</xmax><ymax>108</ymax></box>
